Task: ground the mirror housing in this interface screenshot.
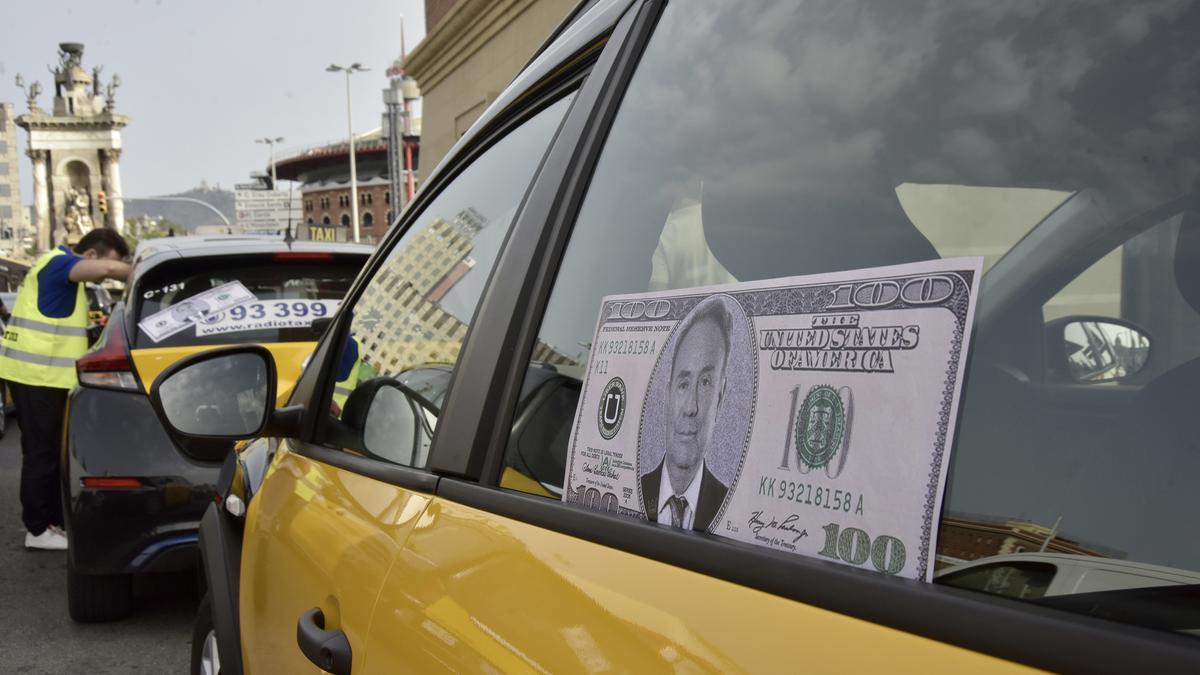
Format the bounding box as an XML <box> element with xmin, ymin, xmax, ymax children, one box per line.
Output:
<box><xmin>329</xmin><ymin>376</ymin><xmax>431</xmax><ymax>466</ymax></box>
<box><xmin>1045</xmin><ymin>316</ymin><xmax>1151</xmax><ymax>383</ymax></box>
<box><xmin>149</xmin><ymin>345</ymin><xmax>278</xmax><ymax>442</ymax></box>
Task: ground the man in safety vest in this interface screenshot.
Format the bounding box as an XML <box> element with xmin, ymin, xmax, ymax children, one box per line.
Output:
<box><xmin>1</xmin><ymin>229</ymin><xmax>130</xmax><ymax>550</ymax></box>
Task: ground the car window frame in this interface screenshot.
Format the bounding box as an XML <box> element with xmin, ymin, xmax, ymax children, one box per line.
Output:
<box><xmin>420</xmin><ymin>0</ymin><xmax>1200</xmax><ymax>671</ymax></box>
<box><xmin>274</xmin><ymin>21</ymin><xmax>622</xmax><ymax>494</ymax></box>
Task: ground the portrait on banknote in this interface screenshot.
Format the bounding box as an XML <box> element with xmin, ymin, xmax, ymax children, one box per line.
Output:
<box><xmin>636</xmin><ymin>294</ymin><xmax>755</xmax><ymax>532</ymax></box>
<box><xmin>563</xmin><ymin>258</ymin><xmax>983</xmax><ymax>581</ymax></box>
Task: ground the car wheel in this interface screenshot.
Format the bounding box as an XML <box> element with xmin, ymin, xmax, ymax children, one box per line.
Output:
<box><xmin>67</xmin><ymin>563</ymin><xmax>133</xmax><ymax>622</ymax></box>
<box><xmin>191</xmin><ymin>592</ymin><xmax>220</xmax><ymax>675</ymax></box>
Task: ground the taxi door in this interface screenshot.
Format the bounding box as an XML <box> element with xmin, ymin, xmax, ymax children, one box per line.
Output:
<box><xmin>236</xmin><ymin>77</ymin><xmax>579</xmax><ymax>671</ymax></box>
<box><xmin>360</xmin><ymin>495</ymin><xmax>1032</xmax><ymax>673</ymax></box>
<box><xmin>238</xmin><ymin>439</ymin><xmax>432</xmax><ymax>673</ymax></box>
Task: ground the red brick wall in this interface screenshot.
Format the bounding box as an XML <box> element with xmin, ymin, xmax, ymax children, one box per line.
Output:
<box><xmin>426</xmin><ymin>0</ymin><xmax>462</xmax><ymax>32</ymax></box>
<box><xmin>302</xmin><ymin>184</ymin><xmax>396</xmax><ymax>242</ymax></box>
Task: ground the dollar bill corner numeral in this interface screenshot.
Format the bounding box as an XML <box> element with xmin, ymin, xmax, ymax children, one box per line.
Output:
<box><xmin>569</xmin><ymin>484</ymin><xmax>619</xmax><ymax>514</ymax></box>
<box><xmin>597</xmin><ymin>377</ymin><xmax>626</xmax><ymax>440</ymax></box>
<box><xmin>819</xmin><ymin>523</ymin><xmax>906</xmax><ymax>575</ymax></box>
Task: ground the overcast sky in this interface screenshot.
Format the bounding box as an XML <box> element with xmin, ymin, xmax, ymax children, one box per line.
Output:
<box><xmin>1</xmin><ymin>0</ymin><xmax>426</xmax><ymax>200</ymax></box>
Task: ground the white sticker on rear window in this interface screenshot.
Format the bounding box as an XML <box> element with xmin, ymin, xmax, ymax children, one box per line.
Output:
<box><xmin>195</xmin><ymin>299</ymin><xmax>341</xmax><ymax>337</ymax></box>
<box><xmin>137</xmin><ymin>281</ymin><xmax>258</xmax><ymax>343</ymax></box>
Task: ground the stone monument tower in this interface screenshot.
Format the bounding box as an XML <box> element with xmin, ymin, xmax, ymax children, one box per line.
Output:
<box><xmin>15</xmin><ymin>43</ymin><xmax>128</xmax><ymax>251</ymax></box>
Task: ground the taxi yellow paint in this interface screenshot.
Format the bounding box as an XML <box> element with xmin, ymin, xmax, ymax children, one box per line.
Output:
<box><xmin>130</xmin><ymin>341</ymin><xmax>315</xmax><ymax>404</ymax></box>
<box><xmin>239</xmin><ymin>441</ymin><xmax>432</xmax><ymax>673</ymax></box>
<box><xmin>499</xmin><ymin>466</ymin><xmax>554</xmax><ymax>498</ymax></box>
<box><xmin>241</xmin><ymin>444</ymin><xmax>1038</xmax><ymax>673</ymax></box>
<box><xmin>358</xmin><ymin>495</ymin><xmax>1038</xmax><ymax>674</ymax></box>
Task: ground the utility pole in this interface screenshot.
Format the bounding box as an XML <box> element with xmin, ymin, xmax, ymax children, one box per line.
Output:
<box><xmin>256</xmin><ymin>137</ymin><xmax>285</xmax><ymax>189</ymax></box>
<box><xmin>328</xmin><ymin>63</ymin><xmax>369</xmax><ymax>243</ymax></box>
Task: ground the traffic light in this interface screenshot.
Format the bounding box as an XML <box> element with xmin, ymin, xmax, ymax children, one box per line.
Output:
<box><xmin>96</xmin><ymin>190</ymin><xmax>108</xmax><ymax>213</ymax></box>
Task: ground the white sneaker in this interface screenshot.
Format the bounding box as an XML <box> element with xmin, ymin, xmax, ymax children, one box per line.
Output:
<box><xmin>25</xmin><ymin>527</ymin><xmax>68</xmax><ymax>551</ymax></box>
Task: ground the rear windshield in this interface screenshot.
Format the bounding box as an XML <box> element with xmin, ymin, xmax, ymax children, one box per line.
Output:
<box><xmin>131</xmin><ymin>255</ymin><xmax>363</xmax><ymax>348</ymax></box>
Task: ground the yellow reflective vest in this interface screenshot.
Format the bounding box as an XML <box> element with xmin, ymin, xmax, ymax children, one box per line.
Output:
<box><xmin>332</xmin><ymin>339</ymin><xmax>362</xmax><ymax>414</ymax></box>
<box><xmin>0</xmin><ymin>249</ymin><xmax>89</xmax><ymax>389</ymax></box>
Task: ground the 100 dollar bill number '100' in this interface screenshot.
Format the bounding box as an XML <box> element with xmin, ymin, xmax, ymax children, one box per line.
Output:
<box><xmin>818</xmin><ymin>523</ymin><xmax>907</xmax><ymax>575</ymax></box>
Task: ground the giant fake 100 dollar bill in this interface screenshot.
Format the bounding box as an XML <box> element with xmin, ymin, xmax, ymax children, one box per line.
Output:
<box><xmin>562</xmin><ymin>258</ymin><xmax>983</xmax><ymax>581</ymax></box>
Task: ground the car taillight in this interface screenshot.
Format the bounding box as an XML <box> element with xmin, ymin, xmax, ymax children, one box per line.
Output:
<box><xmin>81</xmin><ymin>477</ymin><xmax>142</xmax><ymax>488</ymax></box>
<box><xmin>77</xmin><ymin>323</ymin><xmax>139</xmax><ymax>391</ymax></box>
<box><xmin>274</xmin><ymin>252</ymin><xmax>334</xmax><ymax>262</ymax></box>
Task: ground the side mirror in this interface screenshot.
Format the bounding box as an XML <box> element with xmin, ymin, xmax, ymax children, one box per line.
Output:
<box><xmin>1045</xmin><ymin>316</ymin><xmax>1151</xmax><ymax>383</ymax></box>
<box><xmin>150</xmin><ymin>345</ymin><xmax>277</xmax><ymax>439</ymax></box>
<box><xmin>336</xmin><ymin>376</ymin><xmax>431</xmax><ymax>466</ymax></box>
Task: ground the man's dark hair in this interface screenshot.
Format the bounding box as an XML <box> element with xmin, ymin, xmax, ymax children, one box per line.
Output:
<box><xmin>73</xmin><ymin>228</ymin><xmax>130</xmax><ymax>259</ymax></box>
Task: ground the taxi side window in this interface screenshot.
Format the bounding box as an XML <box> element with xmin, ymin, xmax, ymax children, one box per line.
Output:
<box><xmin>495</xmin><ymin>0</ymin><xmax>1200</xmax><ymax>641</ymax></box>
<box><xmin>319</xmin><ymin>94</ymin><xmax>575</xmax><ymax>465</ymax></box>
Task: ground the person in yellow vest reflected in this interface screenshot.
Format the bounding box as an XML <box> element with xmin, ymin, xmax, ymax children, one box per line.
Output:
<box><xmin>331</xmin><ymin>333</ymin><xmax>373</xmax><ymax>418</ymax></box>
<box><xmin>0</xmin><ymin>229</ymin><xmax>130</xmax><ymax>551</ymax></box>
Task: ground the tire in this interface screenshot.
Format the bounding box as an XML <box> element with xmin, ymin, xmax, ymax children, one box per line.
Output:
<box><xmin>191</xmin><ymin>592</ymin><xmax>221</xmax><ymax>675</ymax></box>
<box><xmin>67</xmin><ymin>563</ymin><xmax>133</xmax><ymax>623</ymax></box>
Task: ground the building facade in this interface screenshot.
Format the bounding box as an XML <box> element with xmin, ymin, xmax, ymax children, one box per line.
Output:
<box><xmin>276</xmin><ymin>130</ymin><xmax>397</xmax><ymax>244</ymax></box>
<box><xmin>937</xmin><ymin>514</ymin><xmax>1121</xmax><ymax>570</ymax></box>
<box><xmin>354</xmin><ymin>207</ymin><xmax>576</xmax><ymax>374</ymax></box>
<box><xmin>15</xmin><ymin>43</ymin><xmax>128</xmax><ymax>251</ymax></box>
<box><xmin>403</xmin><ymin>0</ymin><xmax>576</xmax><ymax>172</ymax></box>
<box><xmin>0</xmin><ymin>103</ymin><xmax>24</xmax><ymax>255</ymax></box>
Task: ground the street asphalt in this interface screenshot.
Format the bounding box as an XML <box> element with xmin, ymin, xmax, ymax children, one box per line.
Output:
<box><xmin>0</xmin><ymin>420</ymin><xmax>196</xmax><ymax>674</ymax></box>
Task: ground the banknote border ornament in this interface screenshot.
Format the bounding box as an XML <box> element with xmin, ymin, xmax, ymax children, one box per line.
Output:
<box><xmin>795</xmin><ymin>384</ymin><xmax>846</xmax><ymax>470</ymax></box>
<box><xmin>597</xmin><ymin>377</ymin><xmax>627</xmax><ymax>440</ymax></box>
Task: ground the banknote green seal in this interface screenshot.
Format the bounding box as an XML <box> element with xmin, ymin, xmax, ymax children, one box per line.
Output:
<box><xmin>795</xmin><ymin>384</ymin><xmax>845</xmax><ymax>470</ymax></box>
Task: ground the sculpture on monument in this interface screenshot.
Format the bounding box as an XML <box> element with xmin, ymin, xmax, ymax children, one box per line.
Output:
<box><xmin>61</xmin><ymin>187</ymin><xmax>95</xmax><ymax>243</ymax></box>
<box><xmin>16</xmin><ymin>42</ymin><xmax>129</xmax><ymax>252</ymax></box>
<box><xmin>13</xmin><ymin>75</ymin><xmax>43</xmax><ymax>113</ymax></box>
<box><xmin>56</xmin><ymin>43</ymin><xmax>85</xmax><ymax>81</ymax></box>
<box><xmin>104</xmin><ymin>74</ymin><xmax>121</xmax><ymax>112</ymax></box>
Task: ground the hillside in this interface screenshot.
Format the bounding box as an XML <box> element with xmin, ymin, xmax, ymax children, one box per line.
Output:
<box><xmin>124</xmin><ymin>183</ymin><xmax>235</xmax><ymax>231</ymax></box>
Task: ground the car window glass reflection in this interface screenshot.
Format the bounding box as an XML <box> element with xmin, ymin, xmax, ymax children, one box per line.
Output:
<box><xmin>159</xmin><ymin>353</ymin><xmax>268</xmax><ymax>436</ymax></box>
<box><xmin>496</xmin><ymin>0</ymin><xmax>1200</xmax><ymax>637</ymax></box>
<box><xmin>321</xmin><ymin>95</ymin><xmax>575</xmax><ymax>466</ymax></box>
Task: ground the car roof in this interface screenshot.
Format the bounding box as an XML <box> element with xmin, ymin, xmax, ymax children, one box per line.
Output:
<box><xmin>133</xmin><ymin>235</ymin><xmax>372</xmax><ymax>261</ymax></box>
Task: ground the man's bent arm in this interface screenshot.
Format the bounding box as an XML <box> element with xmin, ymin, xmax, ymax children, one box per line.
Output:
<box><xmin>69</xmin><ymin>259</ymin><xmax>132</xmax><ymax>283</ymax></box>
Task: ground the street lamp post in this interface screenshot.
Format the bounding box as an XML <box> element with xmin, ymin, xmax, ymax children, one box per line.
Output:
<box><xmin>256</xmin><ymin>136</ymin><xmax>285</xmax><ymax>189</ymax></box>
<box><xmin>328</xmin><ymin>63</ymin><xmax>369</xmax><ymax>243</ymax></box>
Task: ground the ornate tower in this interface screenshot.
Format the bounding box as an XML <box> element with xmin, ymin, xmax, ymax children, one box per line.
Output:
<box><xmin>15</xmin><ymin>42</ymin><xmax>128</xmax><ymax>251</ymax></box>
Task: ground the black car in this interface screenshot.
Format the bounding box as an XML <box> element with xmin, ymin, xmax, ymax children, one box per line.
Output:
<box><xmin>64</xmin><ymin>236</ymin><xmax>370</xmax><ymax>622</ymax></box>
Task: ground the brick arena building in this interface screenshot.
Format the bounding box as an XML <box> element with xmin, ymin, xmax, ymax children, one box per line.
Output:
<box><xmin>274</xmin><ymin>129</ymin><xmax>419</xmax><ymax>244</ymax></box>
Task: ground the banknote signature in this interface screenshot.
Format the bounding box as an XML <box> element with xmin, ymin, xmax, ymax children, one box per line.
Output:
<box><xmin>582</xmin><ymin>456</ymin><xmax>620</xmax><ymax>480</ymax></box>
<box><xmin>748</xmin><ymin>510</ymin><xmax>809</xmax><ymax>544</ymax></box>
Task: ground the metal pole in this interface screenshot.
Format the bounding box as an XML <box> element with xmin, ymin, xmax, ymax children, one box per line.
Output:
<box><xmin>269</xmin><ymin>143</ymin><xmax>278</xmax><ymax>190</ymax></box>
<box><xmin>346</xmin><ymin>71</ymin><xmax>361</xmax><ymax>243</ymax></box>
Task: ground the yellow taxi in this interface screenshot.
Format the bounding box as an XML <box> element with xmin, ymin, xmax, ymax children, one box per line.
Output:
<box><xmin>64</xmin><ymin>236</ymin><xmax>370</xmax><ymax>622</ymax></box>
<box><xmin>149</xmin><ymin>1</ymin><xmax>1200</xmax><ymax>672</ymax></box>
